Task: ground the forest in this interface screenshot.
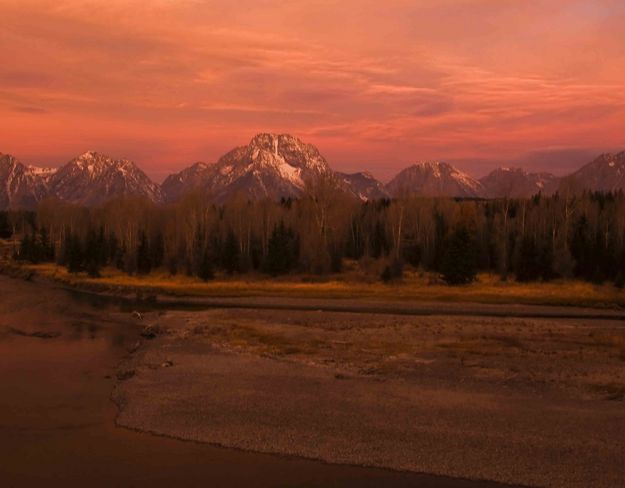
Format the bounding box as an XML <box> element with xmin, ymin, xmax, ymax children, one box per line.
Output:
<box><xmin>2</xmin><ymin>176</ymin><xmax>625</xmax><ymax>287</ymax></box>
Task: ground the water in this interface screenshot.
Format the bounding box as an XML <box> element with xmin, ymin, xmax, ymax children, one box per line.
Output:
<box><xmin>0</xmin><ymin>276</ymin><xmax>506</xmax><ymax>487</ymax></box>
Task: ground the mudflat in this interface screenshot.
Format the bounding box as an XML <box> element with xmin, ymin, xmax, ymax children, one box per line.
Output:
<box><xmin>2</xmin><ymin>274</ymin><xmax>624</xmax><ymax>487</ymax></box>
<box><xmin>114</xmin><ymin>304</ymin><xmax>625</xmax><ymax>487</ymax></box>
<box><xmin>0</xmin><ymin>275</ymin><xmax>505</xmax><ymax>488</ymax></box>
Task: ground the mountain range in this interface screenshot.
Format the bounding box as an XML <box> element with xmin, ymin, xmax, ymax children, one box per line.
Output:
<box><xmin>1</xmin><ymin>134</ymin><xmax>624</xmax><ymax>209</ymax></box>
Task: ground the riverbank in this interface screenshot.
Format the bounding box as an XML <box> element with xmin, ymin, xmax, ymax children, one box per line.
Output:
<box><xmin>113</xmin><ymin>304</ymin><xmax>625</xmax><ymax>487</ymax></box>
<box><xmin>7</xmin><ymin>261</ymin><xmax>625</xmax><ymax>309</ymax></box>
<box><xmin>0</xmin><ymin>275</ymin><xmax>501</xmax><ymax>488</ymax></box>
<box><xmin>2</xmin><ymin>272</ymin><xmax>625</xmax><ymax>485</ymax></box>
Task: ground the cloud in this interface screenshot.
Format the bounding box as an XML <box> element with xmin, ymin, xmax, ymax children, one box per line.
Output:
<box><xmin>0</xmin><ymin>0</ymin><xmax>624</xmax><ymax>179</ymax></box>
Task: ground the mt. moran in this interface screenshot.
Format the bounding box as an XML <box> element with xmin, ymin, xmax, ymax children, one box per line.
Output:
<box><xmin>163</xmin><ymin>133</ymin><xmax>332</xmax><ymax>203</ymax></box>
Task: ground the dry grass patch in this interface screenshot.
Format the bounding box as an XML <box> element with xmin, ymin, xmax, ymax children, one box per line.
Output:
<box><xmin>19</xmin><ymin>263</ymin><xmax>625</xmax><ymax>308</ymax></box>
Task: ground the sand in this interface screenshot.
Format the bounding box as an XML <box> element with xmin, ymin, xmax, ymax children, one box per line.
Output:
<box><xmin>113</xmin><ymin>307</ymin><xmax>625</xmax><ymax>487</ymax></box>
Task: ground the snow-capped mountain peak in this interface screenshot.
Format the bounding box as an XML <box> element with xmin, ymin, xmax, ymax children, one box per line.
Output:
<box><xmin>337</xmin><ymin>171</ymin><xmax>389</xmax><ymax>201</ymax></box>
<box><xmin>0</xmin><ymin>153</ymin><xmax>50</xmax><ymax>208</ymax></box>
<box><xmin>4</xmin><ymin>142</ymin><xmax>625</xmax><ymax>209</ymax></box>
<box><xmin>161</xmin><ymin>133</ymin><xmax>334</xmax><ymax>203</ymax></box>
<box><xmin>386</xmin><ymin>160</ymin><xmax>484</xmax><ymax>198</ymax></box>
<box><xmin>48</xmin><ymin>152</ymin><xmax>161</xmax><ymax>205</ymax></box>
<box><xmin>480</xmin><ymin>167</ymin><xmax>559</xmax><ymax>198</ymax></box>
<box><xmin>564</xmin><ymin>151</ymin><xmax>625</xmax><ymax>192</ymax></box>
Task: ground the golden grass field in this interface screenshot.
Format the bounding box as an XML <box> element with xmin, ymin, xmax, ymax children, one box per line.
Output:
<box><xmin>16</xmin><ymin>262</ymin><xmax>625</xmax><ymax>308</ymax></box>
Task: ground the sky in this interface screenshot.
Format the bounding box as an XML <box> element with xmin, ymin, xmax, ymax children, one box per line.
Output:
<box><xmin>1</xmin><ymin>0</ymin><xmax>624</xmax><ymax>182</ymax></box>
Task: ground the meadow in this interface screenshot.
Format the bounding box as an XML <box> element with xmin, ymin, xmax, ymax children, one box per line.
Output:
<box><xmin>19</xmin><ymin>262</ymin><xmax>625</xmax><ymax>309</ymax></box>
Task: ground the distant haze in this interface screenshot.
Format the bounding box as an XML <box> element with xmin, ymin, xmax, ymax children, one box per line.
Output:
<box><xmin>1</xmin><ymin>1</ymin><xmax>624</xmax><ymax>182</ymax></box>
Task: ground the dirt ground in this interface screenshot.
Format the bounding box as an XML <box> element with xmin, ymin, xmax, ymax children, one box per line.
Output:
<box><xmin>4</xmin><ymin>275</ymin><xmax>511</xmax><ymax>488</ymax></box>
<box><xmin>114</xmin><ymin>307</ymin><xmax>625</xmax><ymax>488</ymax></box>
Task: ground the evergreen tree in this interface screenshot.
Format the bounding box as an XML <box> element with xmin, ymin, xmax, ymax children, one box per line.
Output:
<box><xmin>371</xmin><ymin>220</ymin><xmax>388</xmax><ymax>258</ymax></box>
<box><xmin>570</xmin><ymin>215</ymin><xmax>594</xmax><ymax>280</ymax></box>
<box><xmin>432</xmin><ymin>212</ymin><xmax>448</xmax><ymax>271</ymax></box>
<box><xmin>440</xmin><ymin>226</ymin><xmax>477</xmax><ymax>285</ymax></box>
<box><xmin>221</xmin><ymin>230</ymin><xmax>239</xmax><ymax>274</ymax></box>
<box><xmin>197</xmin><ymin>248</ymin><xmax>214</xmax><ymax>281</ymax></box>
<box><xmin>151</xmin><ymin>231</ymin><xmax>165</xmax><ymax>269</ymax></box>
<box><xmin>263</xmin><ymin>222</ymin><xmax>298</xmax><ymax>276</ymax></box>
<box><xmin>538</xmin><ymin>243</ymin><xmax>555</xmax><ymax>281</ymax></box>
<box><xmin>515</xmin><ymin>236</ymin><xmax>542</xmax><ymax>282</ymax></box>
<box><xmin>106</xmin><ymin>232</ymin><xmax>119</xmax><ymax>267</ymax></box>
<box><xmin>18</xmin><ymin>233</ymin><xmax>33</xmax><ymax>262</ymax></box>
<box><xmin>136</xmin><ymin>230</ymin><xmax>152</xmax><ymax>275</ymax></box>
<box><xmin>0</xmin><ymin>212</ymin><xmax>13</xmax><ymax>239</ymax></box>
<box><xmin>84</xmin><ymin>228</ymin><xmax>102</xmax><ymax>277</ymax></box>
<box><xmin>65</xmin><ymin>232</ymin><xmax>84</xmax><ymax>273</ymax></box>
<box><xmin>115</xmin><ymin>244</ymin><xmax>126</xmax><ymax>271</ymax></box>
<box><xmin>38</xmin><ymin>227</ymin><xmax>54</xmax><ymax>262</ymax></box>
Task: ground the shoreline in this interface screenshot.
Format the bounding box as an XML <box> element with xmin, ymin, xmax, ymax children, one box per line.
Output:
<box><xmin>0</xmin><ymin>274</ymin><xmax>511</xmax><ymax>488</ymax></box>
<box><xmin>2</xmin><ymin>270</ymin><xmax>625</xmax><ymax>486</ymax></box>
<box><xmin>3</xmin><ymin>261</ymin><xmax>625</xmax><ymax>312</ymax></box>
<box><xmin>111</xmin><ymin>302</ymin><xmax>625</xmax><ymax>487</ymax></box>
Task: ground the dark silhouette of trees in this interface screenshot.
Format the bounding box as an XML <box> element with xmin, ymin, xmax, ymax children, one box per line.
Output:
<box><xmin>136</xmin><ymin>230</ymin><xmax>152</xmax><ymax>275</ymax></box>
<box><xmin>263</xmin><ymin>222</ymin><xmax>298</xmax><ymax>276</ymax></box>
<box><xmin>0</xmin><ymin>212</ymin><xmax>12</xmax><ymax>239</ymax></box>
<box><xmin>16</xmin><ymin>227</ymin><xmax>54</xmax><ymax>264</ymax></box>
<box><xmin>197</xmin><ymin>248</ymin><xmax>214</xmax><ymax>281</ymax></box>
<box><xmin>9</xmin><ymin>190</ymin><xmax>625</xmax><ymax>286</ymax></box>
<box><xmin>440</xmin><ymin>226</ymin><xmax>477</xmax><ymax>285</ymax></box>
<box><xmin>221</xmin><ymin>230</ymin><xmax>239</xmax><ymax>274</ymax></box>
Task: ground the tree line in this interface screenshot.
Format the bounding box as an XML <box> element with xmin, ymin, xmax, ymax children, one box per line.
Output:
<box><xmin>5</xmin><ymin>178</ymin><xmax>625</xmax><ymax>286</ymax></box>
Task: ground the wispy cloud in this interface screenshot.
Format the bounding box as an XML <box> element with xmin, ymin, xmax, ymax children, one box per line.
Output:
<box><xmin>0</xmin><ymin>0</ymin><xmax>624</xmax><ymax>179</ymax></box>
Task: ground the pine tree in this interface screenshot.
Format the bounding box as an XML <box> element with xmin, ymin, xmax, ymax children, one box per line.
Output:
<box><xmin>65</xmin><ymin>232</ymin><xmax>84</xmax><ymax>273</ymax></box>
<box><xmin>38</xmin><ymin>227</ymin><xmax>54</xmax><ymax>262</ymax></box>
<box><xmin>151</xmin><ymin>231</ymin><xmax>165</xmax><ymax>269</ymax></box>
<box><xmin>0</xmin><ymin>211</ymin><xmax>12</xmax><ymax>239</ymax></box>
<box><xmin>515</xmin><ymin>236</ymin><xmax>542</xmax><ymax>282</ymax></box>
<box><xmin>221</xmin><ymin>230</ymin><xmax>239</xmax><ymax>274</ymax></box>
<box><xmin>106</xmin><ymin>232</ymin><xmax>119</xmax><ymax>267</ymax></box>
<box><xmin>440</xmin><ymin>226</ymin><xmax>477</xmax><ymax>285</ymax></box>
<box><xmin>136</xmin><ymin>230</ymin><xmax>152</xmax><ymax>275</ymax></box>
<box><xmin>570</xmin><ymin>215</ymin><xmax>593</xmax><ymax>280</ymax></box>
<box><xmin>263</xmin><ymin>222</ymin><xmax>298</xmax><ymax>276</ymax></box>
<box><xmin>197</xmin><ymin>248</ymin><xmax>214</xmax><ymax>281</ymax></box>
<box><xmin>84</xmin><ymin>228</ymin><xmax>101</xmax><ymax>277</ymax></box>
<box><xmin>18</xmin><ymin>234</ymin><xmax>33</xmax><ymax>262</ymax></box>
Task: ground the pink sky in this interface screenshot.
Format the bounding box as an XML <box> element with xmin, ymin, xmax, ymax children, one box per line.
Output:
<box><xmin>1</xmin><ymin>0</ymin><xmax>624</xmax><ymax>182</ymax></box>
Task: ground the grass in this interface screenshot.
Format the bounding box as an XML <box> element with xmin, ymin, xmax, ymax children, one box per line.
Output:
<box><xmin>12</xmin><ymin>262</ymin><xmax>625</xmax><ymax>309</ymax></box>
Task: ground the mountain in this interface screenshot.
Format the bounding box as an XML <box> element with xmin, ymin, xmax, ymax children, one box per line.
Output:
<box><xmin>386</xmin><ymin>161</ymin><xmax>484</xmax><ymax>198</ymax></box>
<box><xmin>562</xmin><ymin>151</ymin><xmax>625</xmax><ymax>193</ymax></box>
<box><xmin>208</xmin><ymin>133</ymin><xmax>332</xmax><ymax>202</ymax></box>
<box><xmin>164</xmin><ymin>133</ymin><xmax>333</xmax><ymax>203</ymax></box>
<box><xmin>0</xmin><ymin>153</ymin><xmax>50</xmax><ymax>209</ymax></box>
<box><xmin>3</xmin><ymin>143</ymin><xmax>625</xmax><ymax>209</ymax></box>
<box><xmin>337</xmin><ymin>172</ymin><xmax>389</xmax><ymax>201</ymax></box>
<box><xmin>48</xmin><ymin>151</ymin><xmax>161</xmax><ymax>205</ymax></box>
<box><xmin>480</xmin><ymin>167</ymin><xmax>559</xmax><ymax>198</ymax></box>
<box><xmin>161</xmin><ymin>162</ymin><xmax>212</xmax><ymax>203</ymax></box>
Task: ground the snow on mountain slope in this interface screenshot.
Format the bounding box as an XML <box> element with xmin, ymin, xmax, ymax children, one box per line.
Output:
<box><xmin>386</xmin><ymin>161</ymin><xmax>484</xmax><ymax>198</ymax></box>
<box><xmin>202</xmin><ymin>133</ymin><xmax>333</xmax><ymax>203</ymax></box>
<box><xmin>563</xmin><ymin>151</ymin><xmax>625</xmax><ymax>193</ymax></box>
<box><xmin>337</xmin><ymin>172</ymin><xmax>389</xmax><ymax>201</ymax></box>
<box><xmin>161</xmin><ymin>162</ymin><xmax>213</xmax><ymax>203</ymax></box>
<box><xmin>4</xmin><ymin>144</ymin><xmax>625</xmax><ymax>209</ymax></box>
<box><xmin>480</xmin><ymin>167</ymin><xmax>559</xmax><ymax>198</ymax></box>
<box><xmin>48</xmin><ymin>151</ymin><xmax>161</xmax><ymax>205</ymax></box>
<box><xmin>0</xmin><ymin>153</ymin><xmax>50</xmax><ymax>209</ymax></box>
